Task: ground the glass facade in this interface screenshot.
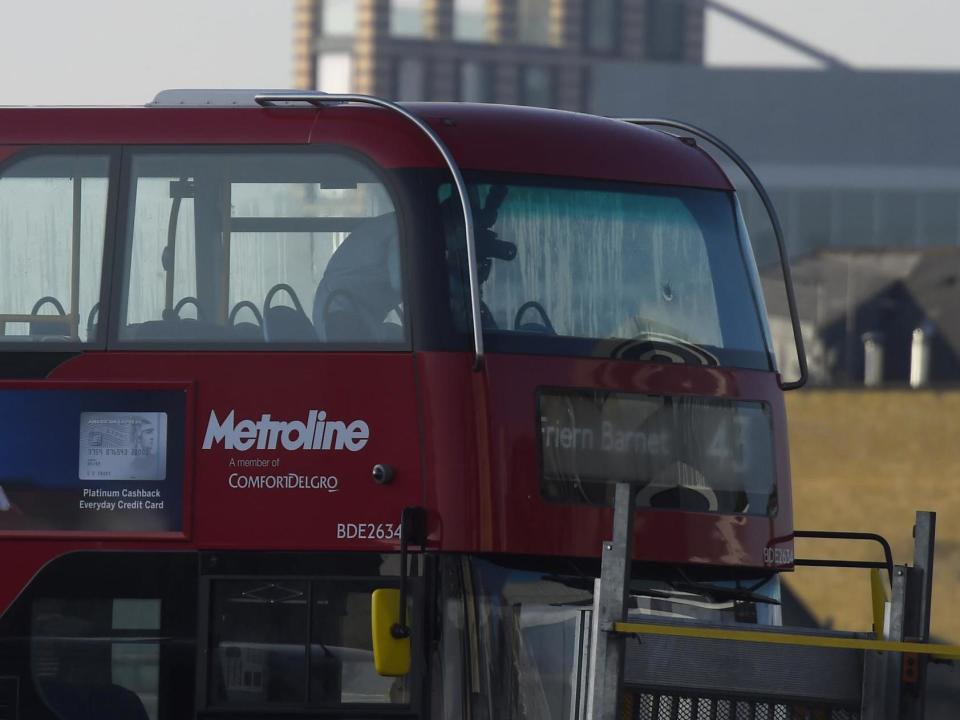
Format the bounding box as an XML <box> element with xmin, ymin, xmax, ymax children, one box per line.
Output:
<box><xmin>320</xmin><ymin>0</ymin><xmax>356</xmax><ymax>36</ymax></box>
<box><xmin>520</xmin><ymin>65</ymin><xmax>554</xmax><ymax>107</ymax></box>
<box><xmin>585</xmin><ymin>0</ymin><xmax>618</xmax><ymax>53</ymax></box>
<box><xmin>646</xmin><ymin>0</ymin><xmax>687</xmax><ymax>61</ymax></box>
<box><xmin>396</xmin><ymin>57</ymin><xmax>427</xmax><ymax>100</ymax></box>
<box><xmin>453</xmin><ymin>0</ymin><xmax>488</xmax><ymax>41</ymax></box>
<box><xmin>459</xmin><ymin>60</ymin><xmax>494</xmax><ymax>102</ymax></box>
<box><xmin>517</xmin><ymin>0</ymin><xmax>553</xmax><ymax>46</ymax></box>
<box><xmin>390</xmin><ymin>0</ymin><xmax>426</xmax><ymax>37</ymax></box>
<box><xmin>317</xmin><ymin>51</ymin><xmax>353</xmax><ymax>93</ymax></box>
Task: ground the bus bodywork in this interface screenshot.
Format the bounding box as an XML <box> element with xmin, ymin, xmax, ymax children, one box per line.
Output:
<box><xmin>0</xmin><ymin>94</ymin><xmax>799</xmax><ymax>719</ymax></box>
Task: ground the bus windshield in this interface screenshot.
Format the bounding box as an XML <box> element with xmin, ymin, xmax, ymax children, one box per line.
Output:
<box><xmin>446</xmin><ymin>175</ymin><xmax>773</xmax><ymax>370</ymax></box>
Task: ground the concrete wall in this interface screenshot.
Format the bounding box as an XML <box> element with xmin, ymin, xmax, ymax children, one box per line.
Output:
<box><xmin>784</xmin><ymin>389</ymin><xmax>960</xmax><ymax>643</ymax></box>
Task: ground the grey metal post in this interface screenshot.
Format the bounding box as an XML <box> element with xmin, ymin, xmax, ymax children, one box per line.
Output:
<box><xmin>888</xmin><ymin>566</ymin><xmax>907</xmax><ymax>714</ymax></box>
<box><xmin>861</xmin><ymin>564</ymin><xmax>907</xmax><ymax>720</ymax></box>
<box><xmin>909</xmin><ymin>511</ymin><xmax>936</xmax><ymax>642</ymax></box>
<box><xmin>901</xmin><ymin>511</ymin><xmax>936</xmax><ymax>720</ymax></box>
<box><xmin>587</xmin><ymin>482</ymin><xmax>636</xmax><ymax>720</ymax></box>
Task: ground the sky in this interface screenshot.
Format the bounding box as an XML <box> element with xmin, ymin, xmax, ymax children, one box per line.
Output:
<box><xmin>704</xmin><ymin>0</ymin><xmax>960</xmax><ymax>70</ymax></box>
<box><xmin>0</xmin><ymin>0</ymin><xmax>295</xmax><ymax>105</ymax></box>
<box><xmin>0</xmin><ymin>0</ymin><xmax>959</xmax><ymax>105</ymax></box>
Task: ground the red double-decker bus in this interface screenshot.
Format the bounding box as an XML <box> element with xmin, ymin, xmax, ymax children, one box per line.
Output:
<box><xmin>0</xmin><ymin>90</ymin><xmax>804</xmax><ymax>719</ymax></box>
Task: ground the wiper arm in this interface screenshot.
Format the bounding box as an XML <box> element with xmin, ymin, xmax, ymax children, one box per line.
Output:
<box><xmin>670</xmin><ymin>582</ymin><xmax>780</xmax><ymax>606</ymax></box>
<box><xmin>543</xmin><ymin>574</ymin><xmax>778</xmax><ymax>607</ymax></box>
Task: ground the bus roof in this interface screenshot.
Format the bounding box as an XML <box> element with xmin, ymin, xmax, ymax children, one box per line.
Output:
<box><xmin>0</xmin><ymin>100</ymin><xmax>732</xmax><ymax>190</ymax></box>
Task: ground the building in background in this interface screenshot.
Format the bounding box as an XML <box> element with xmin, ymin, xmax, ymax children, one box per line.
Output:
<box><xmin>291</xmin><ymin>2</ymin><xmax>960</xmax><ymax>387</ymax></box>
<box><xmin>590</xmin><ymin>65</ymin><xmax>960</xmax><ymax>384</ymax></box>
<box><xmin>292</xmin><ymin>0</ymin><xmax>704</xmax><ymax>110</ymax></box>
<box><xmin>761</xmin><ymin>248</ymin><xmax>960</xmax><ymax>385</ymax></box>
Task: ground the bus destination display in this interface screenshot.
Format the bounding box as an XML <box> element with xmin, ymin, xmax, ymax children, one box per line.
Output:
<box><xmin>538</xmin><ymin>389</ymin><xmax>777</xmax><ymax>516</ymax></box>
<box><xmin>0</xmin><ymin>388</ymin><xmax>185</xmax><ymax>533</ymax></box>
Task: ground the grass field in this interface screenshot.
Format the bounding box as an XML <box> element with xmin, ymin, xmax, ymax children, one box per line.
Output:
<box><xmin>784</xmin><ymin>389</ymin><xmax>960</xmax><ymax>642</ymax></box>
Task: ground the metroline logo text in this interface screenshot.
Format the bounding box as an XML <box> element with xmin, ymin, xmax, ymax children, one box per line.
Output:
<box><xmin>202</xmin><ymin>410</ymin><xmax>370</xmax><ymax>452</ymax></box>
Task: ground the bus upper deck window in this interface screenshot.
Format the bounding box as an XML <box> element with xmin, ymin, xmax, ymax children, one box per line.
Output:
<box><xmin>117</xmin><ymin>150</ymin><xmax>405</xmax><ymax>349</ymax></box>
<box><xmin>443</xmin><ymin>175</ymin><xmax>773</xmax><ymax>371</ymax></box>
<box><xmin>0</xmin><ymin>153</ymin><xmax>110</xmax><ymax>346</ymax></box>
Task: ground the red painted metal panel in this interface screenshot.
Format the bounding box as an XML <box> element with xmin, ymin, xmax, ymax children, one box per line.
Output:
<box><xmin>420</xmin><ymin>352</ymin><xmax>792</xmax><ymax>569</ymax></box>
<box><xmin>0</xmin><ymin>352</ymin><xmax>791</xmax><ymax>616</ymax></box>
<box><xmin>0</xmin><ymin>540</ymin><xmax>183</xmax><ymax>618</ymax></box>
<box><xmin>0</xmin><ymin>104</ymin><xmax>731</xmax><ymax>189</ymax></box>
<box><xmin>0</xmin><ymin>99</ymin><xmax>782</xmax><ymax>621</ymax></box>
<box><xmin>0</xmin><ymin>108</ymin><xmax>315</xmax><ymax>145</ymax></box>
<box><xmin>48</xmin><ymin>352</ymin><xmax>423</xmax><ymax>552</ymax></box>
<box><xmin>406</xmin><ymin>103</ymin><xmax>732</xmax><ymax>189</ymax></box>
<box><xmin>0</xmin><ymin>146</ymin><xmax>21</xmax><ymax>164</ymax></box>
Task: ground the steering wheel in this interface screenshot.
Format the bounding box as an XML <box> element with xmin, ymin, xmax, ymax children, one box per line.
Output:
<box><xmin>228</xmin><ymin>300</ymin><xmax>264</xmax><ymax>328</ymax></box>
<box><xmin>264</xmin><ymin>283</ymin><xmax>305</xmax><ymax>313</ymax></box>
<box><xmin>513</xmin><ymin>301</ymin><xmax>555</xmax><ymax>334</ymax></box>
<box><xmin>609</xmin><ymin>332</ymin><xmax>719</xmax><ymax>366</ymax></box>
<box><xmin>31</xmin><ymin>296</ymin><xmax>67</xmax><ymax>316</ymax></box>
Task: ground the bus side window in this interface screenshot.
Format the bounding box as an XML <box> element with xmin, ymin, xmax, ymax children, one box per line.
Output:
<box><xmin>117</xmin><ymin>149</ymin><xmax>404</xmax><ymax>348</ymax></box>
<box><xmin>0</xmin><ymin>153</ymin><xmax>110</xmax><ymax>345</ymax></box>
<box><xmin>0</xmin><ymin>552</ymin><xmax>197</xmax><ymax>720</ymax></box>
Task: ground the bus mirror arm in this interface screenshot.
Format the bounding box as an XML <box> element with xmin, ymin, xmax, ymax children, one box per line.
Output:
<box><xmin>618</xmin><ymin>118</ymin><xmax>809</xmax><ymax>391</ymax></box>
<box><xmin>392</xmin><ymin>506</ymin><xmax>426</xmax><ymax>639</ymax></box>
<box><xmin>254</xmin><ymin>93</ymin><xmax>487</xmax><ymax>372</ymax></box>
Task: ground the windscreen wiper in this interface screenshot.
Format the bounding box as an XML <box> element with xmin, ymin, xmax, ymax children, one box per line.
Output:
<box><xmin>542</xmin><ymin>574</ymin><xmax>779</xmax><ymax>606</ymax></box>
<box><xmin>668</xmin><ymin>581</ymin><xmax>780</xmax><ymax>606</ymax></box>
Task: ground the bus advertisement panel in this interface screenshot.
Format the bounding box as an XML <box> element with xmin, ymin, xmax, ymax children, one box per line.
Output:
<box><xmin>0</xmin><ymin>386</ymin><xmax>186</xmax><ymax>533</ymax></box>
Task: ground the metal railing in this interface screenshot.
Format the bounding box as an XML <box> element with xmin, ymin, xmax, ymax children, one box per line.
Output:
<box><xmin>254</xmin><ymin>93</ymin><xmax>486</xmax><ymax>371</ymax></box>
<box><xmin>618</xmin><ymin>118</ymin><xmax>809</xmax><ymax>391</ymax></box>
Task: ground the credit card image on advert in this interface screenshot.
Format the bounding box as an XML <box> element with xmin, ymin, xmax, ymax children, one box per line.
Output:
<box><xmin>79</xmin><ymin>412</ymin><xmax>168</xmax><ymax>481</ymax></box>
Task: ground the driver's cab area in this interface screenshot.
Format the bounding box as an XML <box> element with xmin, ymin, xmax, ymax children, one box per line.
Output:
<box><xmin>442</xmin><ymin>173</ymin><xmax>774</xmax><ymax>372</ymax></box>
<box><xmin>115</xmin><ymin>148</ymin><xmax>406</xmax><ymax>349</ymax></box>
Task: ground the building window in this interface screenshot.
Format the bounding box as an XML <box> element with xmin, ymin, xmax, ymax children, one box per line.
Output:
<box><xmin>396</xmin><ymin>58</ymin><xmax>427</xmax><ymax>100</ymax></box>
<box><xmin>520</xmin><ymin>66</ymin><xmax>554</xmax><ymax>108</ymax></box>
<box><xmin>646</xmin><ymin>0</ymin><xmax>686</xmax><ymax>61</ymax></box>
<box><xmin>454</xmin><ymin>0</ymin><xmax>488</xmax><ymax>42</ymax></box>
<box><xmin>517</xmin><ymin>0</ymin><xmax>553</xmax><ymax>47</ymax></box>
<box><xmin>316</xmin><ymin>51</ymin><xmax>353</xmax><ymax>93</ymax></box>
<box><xmin>319</xmin><ymin>0</ymin><xmax>356</xmax><ymax>36</ymax></box>
<box><xmin>920</xmin><ymin>191</ymin><xmax>959</xmax><ymax>245</ymax></box>
<box><xmin>459</xmin><ymin>61</ymin><xmax>493</xmax><ymax>102</ymax></box>
<box><xmin>584</xmin><ymin>0</ymin><xmax>618</xmax><ymax>54</ymax></box>
<box><xmin>390</xmin><ymin>0</ymin><xmax>426</xmax><ymax>37</ymax></box>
